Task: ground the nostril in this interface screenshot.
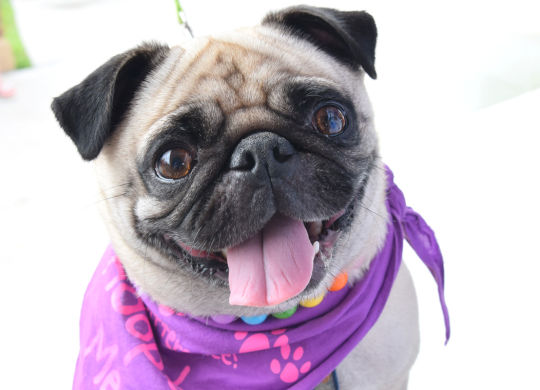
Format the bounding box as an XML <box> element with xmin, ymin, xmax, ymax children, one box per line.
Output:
<box><xmin>243</xmin><ymin>152</ymin><xmax>256</xmax><ymax>170</ymax></box>
<box><xmin>230</xmin><ymin>150</ymin><xmax>256</xmax><ymax>171</ymax></box>
<box><xmin>273</xmin><ymin>142</ymin><xmax>295</xmax><ymax>163</ymax></box>
<box><xmin>273</xmin><ymin>146</ymin><xmax>288</xmax><ymax>163</ymax></box>
<box><xmin>229</xmin><ymin>132</ymin><xmax>296</xmax><ymax>173</ymax></box>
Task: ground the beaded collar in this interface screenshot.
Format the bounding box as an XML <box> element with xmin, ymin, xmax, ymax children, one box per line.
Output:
<box><xmin>211</xmin><ymin>272</ymin><xmax>349</xmax><ymax>325</ymax></box>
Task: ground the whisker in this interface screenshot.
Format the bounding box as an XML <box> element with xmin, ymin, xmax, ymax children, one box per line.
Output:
<box><xmin>93</xmin><ymin>192</ymin><xmax>128</xmax><ymax>205</ymax></box>
<box><xmin>358</xmin><ymin>202</ymin><xmax>386</xmax><ymax>221</ymax></box>
<box><xmin>103</xmin><ymin>182</ymin><xmax>131</xmax><ymax>191</ymax></box>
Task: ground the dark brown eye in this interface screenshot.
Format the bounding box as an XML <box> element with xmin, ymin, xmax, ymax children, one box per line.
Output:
<box><xmin>155</xmin><ymin>148</ymin><xmax>193</xmax><ymax>180</ymax></box>
<box><xmin>313</xmin><ymin>105</ymin><xmax>347</xmax><ymax>136</ymax></box>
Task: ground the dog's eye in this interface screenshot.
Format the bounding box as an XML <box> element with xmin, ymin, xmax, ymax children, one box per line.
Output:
<box><xmin>312</xmin><ymin>105</ymin><xmax>347</xmax><ymax>136</ymax></box>
<box><xmin>155</xmin><ymin>148</ymin><xmax>193</xmax><ymax>180</ymax></box>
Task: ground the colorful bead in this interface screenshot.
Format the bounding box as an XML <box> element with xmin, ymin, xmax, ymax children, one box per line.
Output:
<box><xmin>241</xmin><ymin>314</ymin><xmax>268</xmax><ymax>325</ymax></box>
<box><xmin>211</xmin><ymin>314</ymin><xmax>238</xmax><ymax>324</ymax></box>
<box><xmin>300</xmin><ymin>292</ymin><xmax>326</xmax><ymax>308</ymax></box>
<box><xmin>329</xmin><ymin>272</ymin><xmax>348</xmax><ymax>292</ymax></box>
<box><xmin>272</xmin><ymin>306</ymin><xmax>298</xmax><ymax>319</ymax></box>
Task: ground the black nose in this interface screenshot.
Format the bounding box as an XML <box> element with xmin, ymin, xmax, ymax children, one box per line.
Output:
<box><xmin>229</xmin><ymin>132</ymin><xmax>296</xmax><ymax>177</ymax></box>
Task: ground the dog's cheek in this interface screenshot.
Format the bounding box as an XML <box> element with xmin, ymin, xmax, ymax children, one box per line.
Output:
<box><xmin>334</xmin><ymin>165</ymin><xmax>389</xmax><ymax>278</ymax></box>
<box><xmin>134</xmin><ymin>196</ymin><xmax>167</xmax><ymax>222</ymax></box>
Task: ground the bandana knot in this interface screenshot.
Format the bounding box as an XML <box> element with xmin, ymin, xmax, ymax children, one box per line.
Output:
<box><xmin>386</xmin><ymin>167</ymin><xmax>450</xmax><ymax>343</ymax></box>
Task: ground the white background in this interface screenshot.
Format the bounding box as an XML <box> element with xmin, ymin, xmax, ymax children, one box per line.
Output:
<box><xmin>1</xmin><ymin>0</ymin><xmax>539</xmax><ymax>388</ymax></box>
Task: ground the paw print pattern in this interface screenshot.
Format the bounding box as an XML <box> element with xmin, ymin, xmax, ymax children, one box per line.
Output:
<box><xmin>270</xmin><ymin>335</ymin><xmax>311</xmax><ymax>383</ymax></box>
<box><xmin>234</xmin><ymin>331</ymin><xmax>271</xmax><ymax>353</ymax></box>
<box><xmin>234</xmin><ymin>330</ymin><xmax>311</xmax><ymax>383</ymax></box>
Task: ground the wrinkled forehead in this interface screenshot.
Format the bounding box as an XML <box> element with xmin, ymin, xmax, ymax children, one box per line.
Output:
<box><xmin>183</xmin><ymin>40</ymin><xmax>277</xmax><ymax>113</ymax></box>
<box><xmin>156</xmin><ymin>38</ymin><xmax>337</xmax><ymax>107</ymax></box>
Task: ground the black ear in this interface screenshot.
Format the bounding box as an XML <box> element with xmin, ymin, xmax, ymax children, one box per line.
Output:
<box><xmin>51</xmin><ymin>42</ymin><xmax>170</xmax><ymax>160</ymax></box>
<box><xmin>263</xmin><ymin>6</ymin><xmax>377</xmax><ymax>79</ymax></box>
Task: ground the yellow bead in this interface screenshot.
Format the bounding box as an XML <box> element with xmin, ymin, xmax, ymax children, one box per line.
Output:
<box><xmin>300</xmin><ymin>292</ymin><xmax>326</xmax><ymax>308</ymax></box>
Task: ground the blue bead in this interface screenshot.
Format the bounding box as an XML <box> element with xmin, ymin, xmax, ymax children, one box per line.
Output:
<box><xmin>241</xmin><ymin>314</ymin><xmax>268</xmax><ymax>325</ymax></box>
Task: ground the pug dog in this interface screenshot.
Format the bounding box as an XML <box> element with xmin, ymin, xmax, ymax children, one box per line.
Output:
<box><xmin>52</xmin><ymin>6</ymin><xmax>434</xmax><ymax>390</ymax></box>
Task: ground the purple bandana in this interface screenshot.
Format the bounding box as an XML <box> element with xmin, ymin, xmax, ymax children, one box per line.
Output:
<box><xmin>74</xmin><ymin>168</ymin><xmax>450</xmax><ymax>389</ymax></box>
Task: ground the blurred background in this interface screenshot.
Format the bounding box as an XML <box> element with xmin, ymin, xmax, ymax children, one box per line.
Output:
<box><xmin>1</xmin><ymin>0</ymin><xmax>539</xmax><ymax>388</ymax></box>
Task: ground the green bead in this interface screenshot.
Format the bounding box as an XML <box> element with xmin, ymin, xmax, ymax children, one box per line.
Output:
<box><xmin>272</xmin><ymin>305</ymin><xmax>298</xmax><ymax>319</ymax></box>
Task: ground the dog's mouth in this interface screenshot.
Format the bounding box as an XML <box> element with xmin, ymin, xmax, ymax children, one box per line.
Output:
<box><xmin>161</xmin><ymin>202</ymin><xmax>355</xmax><ymax>307</ymax></box>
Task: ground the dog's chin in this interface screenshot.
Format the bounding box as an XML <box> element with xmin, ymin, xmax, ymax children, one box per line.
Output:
<box><xmin>151</xmin><ymin>194</ymin><xmax>358</xmax><ymax>307</ymax></box>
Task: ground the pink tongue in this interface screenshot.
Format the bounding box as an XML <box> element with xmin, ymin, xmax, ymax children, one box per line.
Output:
<box><xmin>227</xmin><ymin>214</ymin><xmax>315</xmax><ymax>307</ymax></box>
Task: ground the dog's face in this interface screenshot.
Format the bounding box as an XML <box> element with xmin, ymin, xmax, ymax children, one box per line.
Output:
<box><xmin>53</xmin><ymin>6</ymin><xmax>388</xmax><ymax>316</ymax></box>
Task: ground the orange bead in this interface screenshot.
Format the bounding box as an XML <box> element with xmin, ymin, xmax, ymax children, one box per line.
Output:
<box><xmin>329</xmin><ymin>272</ymin><xmax>348</xmax><ymax>292</ymax></box>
